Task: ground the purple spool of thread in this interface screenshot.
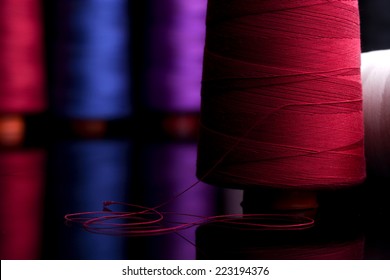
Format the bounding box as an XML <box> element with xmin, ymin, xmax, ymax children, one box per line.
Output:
<box><xmin>146</xmin><ymin>0</ymin><xmax>207</xmax><ymax>113</ymax></box>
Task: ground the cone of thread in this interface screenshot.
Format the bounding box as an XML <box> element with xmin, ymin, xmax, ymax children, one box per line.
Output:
<box><xmin>197</xmin><ymin>0</ymin><xmax>366</xmax><ymax>189</ymax></box>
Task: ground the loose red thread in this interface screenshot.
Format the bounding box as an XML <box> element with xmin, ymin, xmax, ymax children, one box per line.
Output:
<box><xmin>0</xmin><ymin>0</ymin><xmax>45</xmax><ymax>113</ymax></box>
<box><xmin>65</xmin><ymin>201</ymin><xmax>314</xmax><ymax>236</ymax></box>
<box><xmin>65</xmin><ymin>140</ymin><xmax>314</xmax><ymax>236</ymax></box>
<box><xmin>196</xmin><ymin>0</ymin><xmax>366</xmax><ymax>189</ymax></box>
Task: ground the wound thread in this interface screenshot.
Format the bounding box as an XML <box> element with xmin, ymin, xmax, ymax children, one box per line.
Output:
<box><xmin>0</xmin><ymin>0</ymin><xmax>45</xmax><ymax>113</ymax></box>
<box><xmin>146</xmin><ymin>0</ymin><xmax>207</xmax><ymax>113</ymax></box>
<box><xmin>197</xmin><ymin>0</ymin><xmax>366</xmax><ymax>189</ymax></box>
<box><xmin>53</xmin><ymin>0</ymin><xmax>131</xmax><ymax>119</ymax></box>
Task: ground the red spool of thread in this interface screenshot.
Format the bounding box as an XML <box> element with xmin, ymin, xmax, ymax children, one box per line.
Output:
<box><xmin>0</xmin><ymin>0</ymin><xmax>45</xmax><ymax>144</ymax></box>
<box><xmin>197</xmin><ymin>0</ymin><xmax>366</xmax><ymax>190</ymax></box>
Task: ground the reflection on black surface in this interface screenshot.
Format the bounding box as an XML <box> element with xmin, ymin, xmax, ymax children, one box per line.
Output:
<box><xmin>138</xmin><ymin>142</ymin><xmax>217</xmax><ymax>259</ymax></box>
<box><xmin>43</xmin><ymin>140</ymin><xmax>131</xmax><ymax>259</ymax></box>
<box><xmin>0</xmin><ymin>149</ymin><xmax>45</xmax><ymax>259</ymax></box>
<box><xmin>0</xmin><ymin>135</ymin><xmax>388</xmax><ymax>259</ymax></box>
<box><xmin>361</xmin><ymin>175</ymin><xmax>390</xmax><ymax>259</ymax></box>
<box><xmin>196</xmin><ymin>180</ymin><xmax>390</xmax><ymax>260</ymax></box>
<box><xmin>196</xmin><ymin>199</ymin><xmax>365</xmax><ymax>260</ymax></box>
<box><xmin>40</xmin><ymin>138</ymin><xmax>390</xmax><ymax>260</ymax></box>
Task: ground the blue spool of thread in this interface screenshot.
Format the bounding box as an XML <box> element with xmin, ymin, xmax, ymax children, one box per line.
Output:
<box><xmin>54</xmin><ymin>0</ymin><xmax>131</xmax><ymax>119</ymax></box>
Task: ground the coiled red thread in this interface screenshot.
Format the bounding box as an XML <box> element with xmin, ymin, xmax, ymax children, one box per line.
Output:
<box><xmin>64</xmin><ymin>201</ymin><xmax>314</xmax><ymax>236</ymax></box>
<box><xmin>0</xmin><ymin>0</ymin><xmax>45</xmax><ymax>113</ymax></box>
<box><xmin>196</xmin><ymin>0</ymin><xmax>366</xmax><ymax>189</ymax></box>
<box><xmin>65</xmin><ymin>159</ymin><xmax>314</xmax><ymax>236</ymax></box>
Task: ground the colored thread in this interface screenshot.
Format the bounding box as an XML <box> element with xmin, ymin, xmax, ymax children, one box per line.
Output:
<box><xmin>0</xmin><ymin>0</ymin><xmax>45</xmax><ymax>113</ymax></box>
<box><xmin>53</xmin><ymin>0</ymin><xmax>131</xmax><ymax>119</ymax></box>
<box><xmin>146</xmin><ymin>0</ymin><xmax>207</xmax><ymax>112</ymax></box>
<box><xmin>361</xmin><ymin>49</ymin><xmax>390</xmax><ymax>177</ymax></box>
<box><xmin>65</xmin><ymin>202</ymin><xmax>314</xmax><ymax>236</ymax></box>
<box><xmin>196</xmin><ymin>0</ymin><xmax>366</xmax><ymax>189</ymax></box>
<box><xmin>0</xmin><ymin>150</ymin><xmax>45</xmax><ymax>259</ymax></box>
<box><xmin>53</xmin><ymin>140</ymin><xmax>130</xmax><ymax>259</ymax></box>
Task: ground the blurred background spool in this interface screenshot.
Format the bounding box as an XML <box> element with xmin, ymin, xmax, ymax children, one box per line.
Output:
<box><xmin>144</xmin><ymin>0</ymin><xmax>207</xmax><ymax>138</ymax></box>
<box><xmin>196</xmin><ymin>0</ymin><xmax>366</xmax><ymax>212</ymax></box>
<box><xmin>43</xmin><ymin>140</ymin><xmax>131</xmax><ymax>259</ymax></box>
<box><xmin>146</xmin><ymin>0</ymin><xmax>207</xmax><ymax>113</ymax></box>
<box><xmin>361</xmin><ymin>49</ymin><xmax>390</xmax><ymax>178</ymax></box>
<box><xmin>0</xmin><ymin>0</ymin><xmax>45</xmax><ymax>146</ymax></box>
<box><xmin>51</xmin><ymin>0</ymin><xmax>131</xmax><ymax>138</ymax></box>
<box><xmin>0</xmin><ymin>150</ymin><xmax>45</xmax><ymax>259</ymax></box>
<box><xmin>360</xmin><ymin>49</ymin><xmax>390</xmax><ymax>259</ymax></box>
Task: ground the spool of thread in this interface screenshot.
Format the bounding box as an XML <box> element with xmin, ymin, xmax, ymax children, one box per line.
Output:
<box><xmin>0</xmin><ymin>0</ymin><xmax>45</xmax><ymax>113</ymax></box>
<box><xmin>0</xmin><ymin>150</ymin><xmax>45</xmax><ymax>259</ymax></box>
<box><xmin>146</xmin><ymin>0</ymin><xmax>207</xmax><ymax>113</ymax></box>
<box><xmin>53</xmin><ymin>0</ymin><xmax>131</xmax><ymax>122</ymax></box>
<box><xmin>361</xmin><ymin>49</ymin><xmax>390</xmax><ymax>177</ymax></box>
<box><xmin>51</xmin><ymin>140</ymin><xmax>130</xmax><ymax>259</ymax></box>
<box><xmin>0</xmin><ymin>0</ymin><xmax>45</xmax><ymax>143</ymax></box>
<box><xmin>142</xmin><ymin>142</ymin><xmax>216</xmax><ymax>259</ymax></box>
<box><xmin>197</xmin><ymin>0</ymin><xmax>366</xmax><ymax>190</ymax></box>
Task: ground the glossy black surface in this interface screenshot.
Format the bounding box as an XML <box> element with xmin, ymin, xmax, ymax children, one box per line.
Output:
<box><xmin>0</xmin><ymin>119</ymin><xmax>389</xmax><ymax>260</ymax></box>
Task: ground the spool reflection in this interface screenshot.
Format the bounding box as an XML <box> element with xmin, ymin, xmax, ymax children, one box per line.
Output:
<box><xmin>196</xmin><ymin>210</ymin><xmax>364</xmax><ymax>260</ymax></box>
<box><xmin>52</xmin><ymin>140</ymin><xmax>130</xmax><ymax>259</ymax></box>
<box><xmin>141</xmin><ymin>142</ymin><xmax>216</xmax><ymax>259</ymax></box>
<box><xmin>0</xmin><ymin>149</ymin><xmax>45</xmax><ymax>259</ymax></box>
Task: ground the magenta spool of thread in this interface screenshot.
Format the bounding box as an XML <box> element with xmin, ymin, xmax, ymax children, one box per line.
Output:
<box><xmin>196</xmin><ymin>0</ymin><xmax>366</xmax><ymax>214</ymax></box>
<box><xmin>146</xmin><ymin>0</ymin><xmax>207</xmax><ymax>113</ymax></box>
<box><xmin>0</xmin><ymin>150</ymin><xmax>45</xmax><ymax>259</ymax></box>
